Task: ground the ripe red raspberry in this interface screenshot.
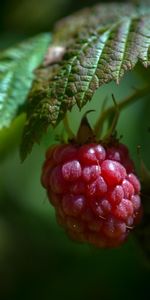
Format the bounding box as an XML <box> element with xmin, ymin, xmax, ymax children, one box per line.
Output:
<box><xmin>41</xmin><ymin>142</ymin><xmax>142</xmax><ymax>248</ymax></box>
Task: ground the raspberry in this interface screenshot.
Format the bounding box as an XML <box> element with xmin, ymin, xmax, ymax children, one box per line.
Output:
<box><xmin>41</xmin><ymin>142</ymin><xmax>142</xmax><ymax>248</ymax></box>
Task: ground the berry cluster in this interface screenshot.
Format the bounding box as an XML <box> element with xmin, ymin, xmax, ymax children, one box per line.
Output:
<box><xmin>41</xmin><ymin>142</ymin><xmax>142</xmax><ymax>248</ymax></box>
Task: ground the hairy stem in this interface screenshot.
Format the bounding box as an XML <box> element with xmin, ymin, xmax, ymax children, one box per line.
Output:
<box><xmin>94</xmin><ymin>85</ymin><xmax>150</xmax><ymax>138</ymax></box>
<box><xmin>102</xmin><ymin>94</ymin><xmax>120</xmax><ymax>140</ymax></box>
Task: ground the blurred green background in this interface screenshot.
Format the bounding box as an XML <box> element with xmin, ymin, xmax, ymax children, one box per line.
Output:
<box><xmin>0</xmin><ymin>1</ymin><xmax>150</xmax><ymax>300</ymax></box>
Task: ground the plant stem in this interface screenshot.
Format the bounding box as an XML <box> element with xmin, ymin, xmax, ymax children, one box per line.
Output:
<box><xmin>94</xmin><ymin>85</ymin><xmax>150</xmax><ymax>138</ymax></box>
<box><xmin>102</xmin><ymin>94</ymin><xmax>119</xmax><ymax>140</ymax></box>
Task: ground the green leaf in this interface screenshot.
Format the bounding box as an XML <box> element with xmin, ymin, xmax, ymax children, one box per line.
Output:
<box><xmin>21</xmin><ymin>2</ymin><xmax>150</xmax><ymax>160</ymax></box>
<box><xmin>0</xmin><ymin>33</ymin><xmax>51</xmax><ymax>129</ymax></box>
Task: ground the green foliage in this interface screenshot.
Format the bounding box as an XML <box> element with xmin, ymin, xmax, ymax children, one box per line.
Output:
<box><xmin>21</xmin><ymin>2</ymin><xmax>150</xmax><ymax>160</ymax></box>
<box><xmin>0</xmin><ymin>33</ymin><xmax>51</xmax><ymax>129</ymax></box>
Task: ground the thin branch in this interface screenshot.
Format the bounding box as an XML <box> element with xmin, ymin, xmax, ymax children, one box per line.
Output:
<box><xmin>94</xmin><ymin>85</ymin><xmax>150</xmax><ymax>138</ymax></box>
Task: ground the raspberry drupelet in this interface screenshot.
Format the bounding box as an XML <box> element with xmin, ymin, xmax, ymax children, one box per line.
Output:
<box><xmin>41</xmin><ymin>142</ymin><xmax>142</xmax><ymax>248</ymax></box>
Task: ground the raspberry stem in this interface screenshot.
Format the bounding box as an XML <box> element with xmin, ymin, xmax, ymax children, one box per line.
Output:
<box><xmin>94</xmin><ymin>85</ymin><xmax>150</xmax><ymax>139</ymax></box>
<box><xmin>102</xmin><ymin>94</ymin><xmax>119</xmax><ymax>140</ymax></box>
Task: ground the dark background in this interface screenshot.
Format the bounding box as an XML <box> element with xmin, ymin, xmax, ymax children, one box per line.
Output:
<box><xmin>0</xmin><ymin>1</ymin><xmax>150</xmax><ymax>300</ymax></box>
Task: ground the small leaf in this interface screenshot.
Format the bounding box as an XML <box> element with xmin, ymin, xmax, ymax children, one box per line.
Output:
<box><xmin>76</xmin><ymin>111</ymin><xmax>95</xmax><ymax>144</ymax></box>
<box><xmin>0</xmin><ymin>33</ymin><xmax>51</xmax><ymax>129</ymax></box>
<box><xmin>21</xmin><ymin>2</ymin><xmax>150</xmax><ymax>160</ymax></box>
